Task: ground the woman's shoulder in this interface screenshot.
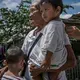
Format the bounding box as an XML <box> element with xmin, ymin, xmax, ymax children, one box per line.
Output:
<box><xmin>25</xmin><ymin>27</ymin><xmax>37</xmax><ymax>38</ymax></box>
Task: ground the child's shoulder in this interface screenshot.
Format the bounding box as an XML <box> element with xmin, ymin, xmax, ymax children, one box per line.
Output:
<box><xmin>45</xmin><ymin>20</ymin><xmax>63</xmax><ymax>29</ymax></box>
<box><xmin>48</xmin><ymin>19</ymin><xmax>63</xmax><ymax>26</ymax></box>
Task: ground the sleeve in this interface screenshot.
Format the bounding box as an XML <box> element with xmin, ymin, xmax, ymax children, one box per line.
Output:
<box><xmin>41</xmin><ymin>22</ymin><xmax>58</xmax><ymax>53</ymax></box>
<box><xmin>63</xmin><ymin>23</ymin><xmax>71</xmax><ymax>45</ymax></box>
<box><xmin>64</xmin><ymin>33</ymin><xmax>71</xmax><ymax>45</ymax></box>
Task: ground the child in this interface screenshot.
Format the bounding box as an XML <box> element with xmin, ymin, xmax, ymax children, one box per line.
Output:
<box><xmin>1</xmin><ymin>46</ymin><xmax>25</xmax><ymax>80</ymax></box>
<box><xmin>38</xmin><ymin>0</ymin><xmax>69</xmax><ymax>79</ymax></box>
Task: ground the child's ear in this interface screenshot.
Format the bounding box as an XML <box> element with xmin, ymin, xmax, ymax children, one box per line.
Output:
<box><xmin>56</xmin><ymin>6</ymin><xmax>61</xmax><ymax>15</ymax></box>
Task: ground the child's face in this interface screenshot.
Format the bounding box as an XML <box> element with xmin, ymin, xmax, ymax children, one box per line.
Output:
<box><xmin>40</xmin><ymin>2</ymin><xmax>59</xmax><ymax>22</ymax></box>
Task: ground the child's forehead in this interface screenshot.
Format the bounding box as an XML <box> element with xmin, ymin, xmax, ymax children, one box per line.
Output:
<box><xmin>40</xmin><ymin>2</ymin><xmax>52</xmax><ymax>8</ymax></box>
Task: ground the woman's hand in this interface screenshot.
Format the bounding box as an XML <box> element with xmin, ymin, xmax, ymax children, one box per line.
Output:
<box><xmin>30</xmin><ymin>64</ymin><xmax>61</xmax><ymax>79</ymax></box>
<box><xmin>40</xmin><ymin>59</ymin><xmax>51</xmax><ymax>71</ymax></box>
<box><xmin>30</xmin><ymin>64</ymin><xmax>43</xmax><ymax>77</ymax></box>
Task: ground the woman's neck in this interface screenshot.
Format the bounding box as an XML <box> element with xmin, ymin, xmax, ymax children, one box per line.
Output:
<box><xmin>34</xmin><ymin>22</ymin><xmax>46</xmax><ymax>35</ymax></box>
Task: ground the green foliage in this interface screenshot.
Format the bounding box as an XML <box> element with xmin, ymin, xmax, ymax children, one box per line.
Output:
<box><xmin>0</xmin><ymin>0</ymin><xmax>75</xmax><ymax>44</ymax></box>
<box><xmin>0</xmin><ymin>0</ymin><xmax>32</xmax><ymax>43</ymax></box>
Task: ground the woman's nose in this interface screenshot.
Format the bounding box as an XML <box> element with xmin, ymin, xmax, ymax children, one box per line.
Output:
<box><xmin>29</xmin><ymin>13</ymin><xmax>32</xmax><ymax>19</ymax></box>
<box><xmin>42</xmin><ymin>12</ymin><xmax>45</xmax><ymax>18</ymax></box>
<box><xmin>29</xmin><ymin>13</ymin><xmax>32</xmax><ymax>17</ymax></box>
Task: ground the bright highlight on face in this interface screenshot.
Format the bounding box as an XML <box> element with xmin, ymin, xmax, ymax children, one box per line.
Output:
<box><xmin>29</xmin><ymin>5</ymin><xmax>45</xmax><ymax>27</ymax></box>
<box><xmin>29</xmin><ymin>6</ymin><xmax>41</xmax><ymax>27</ymax></box>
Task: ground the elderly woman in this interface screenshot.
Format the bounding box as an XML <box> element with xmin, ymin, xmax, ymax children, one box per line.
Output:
<box><xmin>0</xmin><ymin>1</ymin><xmax>76</xmax><ymax>80</ymax></box>
<box><xmin>22</xmin><ymin>1</ymin><xmax>76</xmax><ymax>80</ymax></box>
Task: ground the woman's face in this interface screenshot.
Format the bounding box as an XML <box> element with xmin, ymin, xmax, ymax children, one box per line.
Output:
<box><xmin>29</xmin><ymin>5</ymin><xmax>44</xmax><ymax>27</ymax></box>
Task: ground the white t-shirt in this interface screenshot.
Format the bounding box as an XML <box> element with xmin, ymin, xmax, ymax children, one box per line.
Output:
<box><xmin>39</xmin><ymin>20</ymin><xmax>68</xmax><ymax>69</ymax></box>
<box><xmin>22</xmin><ymin>20</ymin><xmax>70</xmax><ymax>80</ymax></box>
<box><xmin>1</xmin><ymin>74</ymin><xmax>26</xmax><ymax>80</ymax></box>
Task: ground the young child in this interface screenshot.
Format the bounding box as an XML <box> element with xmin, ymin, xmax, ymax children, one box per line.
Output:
<box><xmin>1</xmin><ymin>46</ymin><xmax>25</xmax><ymax>80</ymax></box>
<box><xmin>38</xmin><ymin>0</ymin><xmax>70</xmax><ymax>79</ymax></box>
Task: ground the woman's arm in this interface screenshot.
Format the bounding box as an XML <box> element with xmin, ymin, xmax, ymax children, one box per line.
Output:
<box><xmin>40</xmin><ymin>45</ymin><xmax>77</xmax><ymax>73</ymax></box>
<box><xmin>58</xmin><ymin>45</ymin><xmax>77</xmax><ymax>71</ymax></box>
<box><xmin>30</xmin><ymin>45</ymin><xmax>77</xmax><ymax>77</ymax></box>
<box><xmin>48</xmin><ymin>45</ymin><xmax>76</xmax><ymax>72</ymax></box>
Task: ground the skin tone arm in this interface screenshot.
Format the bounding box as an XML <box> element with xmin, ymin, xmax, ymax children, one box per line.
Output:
<box><xmin>30</xmin><ymin>45</ymin><xmax>77</xmax><ymax>77</ymax></box>
<box><xmin>66</xmin><ymin>26</ymin><xmax>80</xmax><ymax>40</ymax></box>
<box><xmin>47</xmin><ymin>45</ymin><xmax>77</xmax><ymax>72</ymax></box>
<box><xmin>41</xmin><ymin>51</ymin><xmax>53</xmax><ymax>70</ymax></box>
<box><xmin>59</xmin><ymin>45</ymin><xmax>77</xmax><ymax>71</ymax></box>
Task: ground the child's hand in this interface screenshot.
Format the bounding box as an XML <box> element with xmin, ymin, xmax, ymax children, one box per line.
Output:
<box><xmin>41</xmin><ymin>59</ymin><xmax>51</xmax><ymax>71</ymax></box>
<box><xmin>41</xmin><ymin>51</ymin><xmax>52</xmax><ymax>71</ymax></box>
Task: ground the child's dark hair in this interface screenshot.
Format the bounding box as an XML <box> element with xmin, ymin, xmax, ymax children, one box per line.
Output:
<box><xmin>6</xmin><ymin>46</ymin><xmax>24</xmax><ymax>64</ymax></box>
<box><xmin>40</xmin><ymin>0</ymin><xmax>63</xmax><ymax>14</ymax></box>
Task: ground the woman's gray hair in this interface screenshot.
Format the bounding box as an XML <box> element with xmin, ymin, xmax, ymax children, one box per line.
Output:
<box><xmin>31</xmin><ymin>0</ymin><xmax>41</xmax><ymax>11</ymax></box>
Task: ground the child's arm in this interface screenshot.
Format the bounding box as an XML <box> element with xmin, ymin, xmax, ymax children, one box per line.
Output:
<box><xmin>30</xmin><ymin>51</ymin><xmax>53</xmax><ymax>77</ymax></box>
<box><xmin>45</xmin><ymin>45</ymin><xmax>76</xmax><ymax>72</ymax></box>
<box><xmin>41</xmin><ymin>51</ymin><xmax>53</xmax><ymax>70</ymax></box>
<box><xmin>30</xmin><ymin>45</ymin><xmax>77</xmax><ymax>79</ymax></box>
